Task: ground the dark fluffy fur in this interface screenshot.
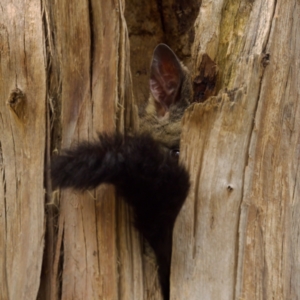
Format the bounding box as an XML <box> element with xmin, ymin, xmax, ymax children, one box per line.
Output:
<box><xmin>51</xmin><ymin>133</ymin><xmax>190</xmax><ymax>299</ymax></box>
<box><xmin>51</xmin><ymin>44</ymin><xmax>192</xmax><ymax>300</ymax></box>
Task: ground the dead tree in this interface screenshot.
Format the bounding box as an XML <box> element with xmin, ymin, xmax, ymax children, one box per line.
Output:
<box><xmin>0</xmin><ymin>0</ymin><xmax>299</xmax><ymax>299</ymax></box>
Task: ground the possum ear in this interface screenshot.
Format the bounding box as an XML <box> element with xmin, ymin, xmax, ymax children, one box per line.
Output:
<box><xmin>150</xmin><ymin>44</ymin><xmax>184</xmax><ymax>117</ymax></box>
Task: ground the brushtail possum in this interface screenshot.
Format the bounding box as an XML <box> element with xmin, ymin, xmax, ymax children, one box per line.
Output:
<box><xmin>51</xmin><ymin>44</ymin><xmax>192</xmax><ymax>300</ymax></box>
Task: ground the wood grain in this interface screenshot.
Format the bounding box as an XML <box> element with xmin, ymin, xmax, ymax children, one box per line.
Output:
<box><xmin>0</xmin><ymin>1</ymin><xmax>46</xmax><ymax>299</ymax></box>
<box><xmin>1</xmin><ymin>0</ymin><xmax>299</xmax><ymax>299</ymax></box>
<box><xmin>172</xmin><ymin>0</ymin><xmax>300</xmax><ymax>299</ymax></box>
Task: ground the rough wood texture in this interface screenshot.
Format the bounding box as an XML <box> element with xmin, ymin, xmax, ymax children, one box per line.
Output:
<box><xmin>172</xmin><ymin>0</ymin><xmax>300</xmax><ymax>299</ymax></box>
<box><xmin>0</xmin><ymin>1</ymin><xmax>45</xmax><ymax>299</ymax></box>
<box><xmin>40</xmin><ymin>0</ymin><xmax>139</xmax><ymax>299</ymax></box>
<box><xmin>1</xmin><ymin>0</ymin><xmax>299</xmax><ymax>299</ymax></box>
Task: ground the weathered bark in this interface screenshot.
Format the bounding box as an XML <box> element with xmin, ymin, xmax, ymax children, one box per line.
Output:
<box><xmin>40</xmin><ymin>0</ymin><xmax>140</xmax><ymax>299</ymax></box>
<box><xmin>0</xmin><ymin>1</ymin><xmax>45</xmax><ymax>299</ymax></box>
<box><xmin>1</xmin><ymin>0</ymin><xmax>299</xmax><ymax>299</ymax></box>
<box><xmin>172</xmin><ymin>0</ymin><xmax>300</xmax><ymax>299</ymax></box>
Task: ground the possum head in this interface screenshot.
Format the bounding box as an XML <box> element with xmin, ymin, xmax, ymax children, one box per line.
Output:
<box><xmin>139</xmin><ymin>44</ymin><xmax>192</xmax><ymax>156</ymax></box>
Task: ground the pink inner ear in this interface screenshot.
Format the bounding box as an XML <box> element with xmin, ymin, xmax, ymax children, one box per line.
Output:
<box><xmin>149</xmin><ymin>44</ymin><xmax>183</xmax><ymax>116</ymax></box>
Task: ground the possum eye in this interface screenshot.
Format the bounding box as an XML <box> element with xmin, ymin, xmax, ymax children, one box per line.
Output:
<box><xmin>170</xmin><ymin>148</ymin><xmax>180</xmax><ymax>159</ymax></box>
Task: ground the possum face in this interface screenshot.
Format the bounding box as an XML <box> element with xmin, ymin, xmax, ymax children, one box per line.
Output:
<box><xmin>138</xmin><ymin>44</ymin><xmax>192</xmax><ymax>156</ymax></box>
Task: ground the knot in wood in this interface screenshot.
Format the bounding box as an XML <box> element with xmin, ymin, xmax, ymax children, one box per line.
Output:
<box><xmin>7</xmin><ymin>88</ymin><xmax>26</xmax><ymax>120</ymax></box>
<box><xmin>227</xmin><ymin>185</ymin><xmax>234</xmax><ymax>192</ymax></box>
<box><xmin>262</xmin><ymin>53</ymin><xmax>270</xmax><ymax>67</ymax></box>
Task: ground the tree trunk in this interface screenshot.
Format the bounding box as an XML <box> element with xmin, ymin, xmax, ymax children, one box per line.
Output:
<box><xmin>0</xmin><ymin>1</ymin><xmax>45</xmax><ymax>299</ymax></box>
<box><xmin>0</xmin><ymin>0</ymin><xmax>299</xmax><ymax>300</ymax></box>
<box><xmin>172</xmin><ymin>0</ymin><xmax>300</xmax><ymax>299</ymax></box>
